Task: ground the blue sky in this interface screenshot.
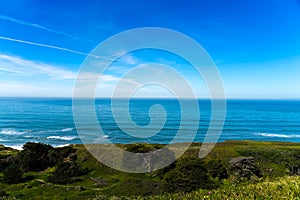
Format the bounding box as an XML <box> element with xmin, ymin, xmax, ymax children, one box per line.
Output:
<box><xmin>0</xmin><ymin>0</ymin><xmax>299</xmax><ymax>98</ymax></box>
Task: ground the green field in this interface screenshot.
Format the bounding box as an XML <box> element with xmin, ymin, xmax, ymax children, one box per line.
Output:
<box><xmin>1</xmin><ymin>141</ymin><xmax>300</xmax><ymax>199</ymax></box>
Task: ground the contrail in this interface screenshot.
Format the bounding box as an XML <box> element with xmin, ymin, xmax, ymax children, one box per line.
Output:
<box><xmin>0</xmin><ymin>36</ymin><xmax>101</xmax><ymax>58</ymax></box>
<box><xmin>0</xmin><ymin>15</ymin><xmax>92</xmax><ymax>42</ymax></box>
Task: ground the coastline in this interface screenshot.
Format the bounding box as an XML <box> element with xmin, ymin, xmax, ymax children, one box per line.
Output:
<box><xmin>2</xmin><ymin>140</ymin><xmax>300</xmax><ymax>199</ymax></box>
<box><xmin>3</xmin><ymin>139</ymin><xmax>300</xmax><ymax>151</ymax></box>
<box><xmin>3</xmin><ymin>137</ymin><xmax>300</xmax><ymax>152</ymax></box>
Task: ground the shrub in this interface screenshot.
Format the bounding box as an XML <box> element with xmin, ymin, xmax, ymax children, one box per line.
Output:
<box><xmin>16</xmin><ymin>143</ymin><xmax>77</xmax><ymax>172</ymax></box>
<box><xmin>3</xmin><ymin>164</ymin><xmax>23</xmax><ymax>184</ymax></box>
<box><xmin>205</xmin><ymin>159</ymin><xmax>228</xmax><ymax>180</ymax></box>
<box><xmin>48</xmin><ymin>146</ymin><xmax>76</xmax><ymax>166</ymax></box>
<box><xmin>163</xmin><ymin>157</ymin><xmax>216</xmax><ymax>192</ymax></box>
<box><xmin>47</xmin><ymin>157</ymin><xmax>87</xmax><ymax>184</ymax></box>
<box><xmin>122</xmin><ymin>146</ymin><xmax>175</xmax><ymax>173</ymax></box>
<box><xmin>18</xmin><ymin>142</ymin><xmax>53</xmax><ymax>172</ymax></box>
<box><xmin>0</xmin><ymin>190</ymin><xmax>7</xmax><ymax>197</ymax></box>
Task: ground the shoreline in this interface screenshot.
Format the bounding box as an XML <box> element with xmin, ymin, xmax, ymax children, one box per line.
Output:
<box><xmin>2</xmin><ymin>139</ymin><xmax>300</xmax><ymax>199</ymax></box>
<box><xmin>2</xmin><ymin>139</ymin><xmax>300</xmax><ymax>151</ymax></box>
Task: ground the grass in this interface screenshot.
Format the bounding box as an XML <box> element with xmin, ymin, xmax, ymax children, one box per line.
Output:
<box><xmin>1</xmin><ymin>140</ymin><xmax>300</xmax><ymax>199</ymax></box>
<box><xmin>0</xmin><ymin>145</ymin><xmax>18</xmax><ymax>159</ymax></box>
<box><xmin>133</xmin><ymin>176</ymin><xmax>300</xmax><ymax>200</ymax></box>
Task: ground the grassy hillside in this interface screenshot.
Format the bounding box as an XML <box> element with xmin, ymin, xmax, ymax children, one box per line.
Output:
<box><xmin>1</xmin><ymin>141</ymin><xmax>300</xmax><ymax>199</ymax></box>
<box><xmin>134</xmin><ymin>176</ymin><xmax>300</xmax><ymax>200</ymax></box>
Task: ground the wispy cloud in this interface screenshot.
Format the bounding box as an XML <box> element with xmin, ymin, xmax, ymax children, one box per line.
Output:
<box><xmin>0</xmin><ymin>53</ymin><xmax>137</xmax><ymax>97</ymax></box>
<box><xmin>0</xmin><ymin>53</ymin><xmax>139</xmax><ymax>82</ymax></box>
<box><xmin>0</xmin><ymin>14</ymin><xmax>89</xmax><ymax>41</ymax></box>
<box><xmin>0</xmin><ymin>36</ymin><xmax>100</xmax><ymax>58</ymax></box>
<box><xmin>118</xmin><ymin>53</ymin><xmax>138</xmax><ymax>65</ymax></box>
<box><xmin>0</xmin><ymin>53</ymin><xmax>205</xmax><ymax>98</ymax></box>
<box><xmin>0</xmin><ymin>54</ymin><xmax>76</xmax><ymax>79</ymax></box>
<box><xmin>0</xmin><ymin>35</ymin><xmax>138</xmax><ymax>65</ymax></box>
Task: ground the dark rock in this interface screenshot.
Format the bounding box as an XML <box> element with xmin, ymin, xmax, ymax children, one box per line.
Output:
<box><xmin>230</xmin><ymin>156</ymin><xmax>262</xmax><ymax>181</ymax></box>
<box><xmin>286</xmin><ymin>163</ymin><xmax>300</xmax><ymax>175</ymax></box>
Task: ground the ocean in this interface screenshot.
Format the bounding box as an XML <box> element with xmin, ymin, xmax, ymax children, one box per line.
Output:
<box><xmin>0</xmin><ymin>98</ymin><xmax>300</xmax><ymax>150</ymax></box>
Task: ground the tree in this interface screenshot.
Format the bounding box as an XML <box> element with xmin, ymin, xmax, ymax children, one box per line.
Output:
<box><xmin>18</xmin><ymin>142</ymin><xmax>53</xmax><ymax>171</ymax></box>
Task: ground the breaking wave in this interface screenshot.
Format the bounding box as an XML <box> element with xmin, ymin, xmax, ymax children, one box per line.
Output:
<box><xmin>255</xmin><ymin>132</ymin><xmax>300</xmax><ymax>138</ymax></box>
<box><xmin>47</xmin><ymin>136</ymin><xmax>78</xmax><ymax>141</ymax></box>
<box><xmin>0</xmin><ymin>128</ymin><xmax>25</xmax><ymax>135</ymax></box>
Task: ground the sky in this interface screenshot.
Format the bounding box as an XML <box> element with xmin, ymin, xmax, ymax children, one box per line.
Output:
<box><xmin>0</xmin><ymin>0</ymin><xmax>299</xmax><ymax>99</ymax></box>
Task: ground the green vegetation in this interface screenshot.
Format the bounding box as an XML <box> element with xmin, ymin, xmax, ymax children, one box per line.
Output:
<box><xmin>162</xmin><ymin>157</ymin><xmax>220</xmax><ymax>192</ymax></box>
<box><xmin>18</xmin><ymin>142</ymin><xmax>54</xmax><ymax>172</ymax></box>
<box><xmin>3</xmin><ymin>164</ymin><xmax>23</xmax><ymax>184</ymax></box>
<box><xmin>133</xmin><ymin>176</ymin><xmax>300</xmax><ymax>200</ymax></box>
<box><xmin>1</xmin><ymin>141</ymin><xmax>300</xmax><ymax>199</ymax></box>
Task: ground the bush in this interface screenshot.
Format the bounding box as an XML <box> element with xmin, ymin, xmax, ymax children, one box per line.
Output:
<box><xmin>48</xmin><ymin>156</ymin><xmax>87</xmax><ymax>184</ymax></box>
<box><xmin>205</xmin><ymin>159</ymin><xmax>228</xmax><ymax>180</ymax></box>
<box><xmin>0</xmin><ymin>159</ymin><xmax>9</xmax><ymax>172</ymax></box>
<box><xmin>17</xmin><ymin>143</ymin><xmax>80</xmax><ymax>173</ymax></box>
<box><xmin>0</xmin><ymin>190</ymin><xmax>7</xmax><ymax>197</ymax></box>
<box><xmin>48</xmin><ymin>146</ymin><xmax>76</xmax><ymax>166</ymax></box>
<box><xmin>163</xmin><ymin>157</ymin><xmax>216</xmax><ymax>192</ymax></box>
<box><xmin>3</xmin><ymin>164</ymin><xmax>23</xmax><ymax>184</ymax></box>
<box><xmin>125</xmin><ymin>144</ymin><xmax>163</xmax><ymax>153</ymax></box>
<box><xmin>18</xmin><ymin>142</ymin><xmax>53</xmax><ymax>172</ymax></box>
<box><xmin>121</xmin><ymin>144</ymin><xmax>175</xmax><ymax>172</ymax></box>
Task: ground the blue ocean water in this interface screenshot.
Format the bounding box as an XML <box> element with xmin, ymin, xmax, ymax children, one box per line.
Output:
<box><xmin>0</xmin><ymin>98</ymin><xmax>300</xmax><ymax>149</ymax></box>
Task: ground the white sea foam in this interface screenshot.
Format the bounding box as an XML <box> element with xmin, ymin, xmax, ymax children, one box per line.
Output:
<box><xmin>0</xmin><ymin>128</ymin><xmax>25</xmax><ymax>135</ymax></box>
<box><xmin>51</xmin><ymin>128</ymin><xmax>74</xmax><ymax>133</ymax></box>
<box><xmin>255</xmin><ymin>132</ymin><xmax>300</xmax><ymax>138</ymax></box>
<box><xmin>5</xmin><ymin>145</ymin><xmax>23</xmax><ymax>150</ymax></box>
<box><xmin>47</xmin><ymin>136</ymin><xmax>77</xmax><ymax>141</ymax></box>
<box><xmin>54</xmin><ymin>144</ymin><xmax>70</xmax><ymax>148</ymax></box>
<box><xmin>60</xmin><ymin>128</ymin><xmax>74</xmax><ymax>132</ymax></box>
<box><xmin>24</xmin><ymin>135</ymin><xmax>35</xmax><ymax>138</ymax></box>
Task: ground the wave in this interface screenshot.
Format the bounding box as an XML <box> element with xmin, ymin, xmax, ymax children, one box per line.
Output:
<box><xmin>47</xmin><ymin>128</ymin><xmax>74</xmax><ymax>133</ymax></box>
<box><xmin>47</xmin><ymin>136</ymin><xmax>77</xmax><ymax>141</ymax></box>
<box><xmin>255</xmin><ymin>132</ymin><xmax>300</xmax><ymax>138</ymax></box>
<box><xmin>24</xmin><ymin>135</ymin><xmax>36</xmax><ymax>138</ymax></box>
<box><xmin>28</xmin><ymin>128</ymin><xmax>74</xmax><ymax>134</ymax></box>
<box><xmin>60</xmin><ymin>128</ymin><xmax>74</xmax><ymax>132</ymax></box>
<box><xmin>0</xmin><ymin>128</ymin><xmax>25</xmax><ymax>135</ymax></box>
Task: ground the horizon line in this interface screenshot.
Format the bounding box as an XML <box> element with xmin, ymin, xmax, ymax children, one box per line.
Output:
<box><xmin>0</xmin><ymin>96</ymin><xmax>300</xmax><ymax>101</ymax></box>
